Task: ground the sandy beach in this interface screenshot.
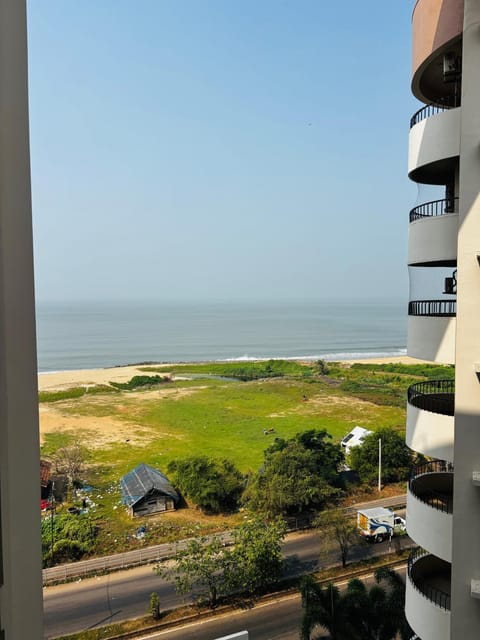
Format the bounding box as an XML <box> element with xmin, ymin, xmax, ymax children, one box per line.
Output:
<box><xmin>37</xmin><ymin>356</ymin><xmax>426</xmax><ymax>391</ymax></box>
<box><xmin>37</xmin><ymin>364</ymin><xmax>173</xmax><ymax>391</ymax></box>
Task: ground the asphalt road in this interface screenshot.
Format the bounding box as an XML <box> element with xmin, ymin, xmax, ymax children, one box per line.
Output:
<box><xmin>143</xmin><ymin>593</ymin><xmax>303</xmax><ymax>640</ymax></box>
<box><xmin>121</xmin><ymin>567</ymin><xmax>408</xmax><ymax>640</ymax></box>
<box><xmin>43</xmin><ymin>520</ymin><xmax>411</xmax><ymax>639</ymax></box>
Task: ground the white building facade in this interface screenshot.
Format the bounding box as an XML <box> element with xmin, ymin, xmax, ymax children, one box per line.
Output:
<box><xmin>405</xmin><ymin>1</ymin><xmax>480</xmax><ymax>638</ymax></box>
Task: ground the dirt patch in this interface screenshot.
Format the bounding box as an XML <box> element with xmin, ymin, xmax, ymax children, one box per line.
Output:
<box><xmin>39</xmin><ymin>404</ymin><xmax>145</xmax><ymax>448</ymax></box>
<box><xmin>124</xmin><ymin>385</ymin><xmax>208</xmax><ymax>401</ymax></box>
<box><xmin>39</xmin><ymin>384</ymin><xmax>208</xmax><ymax>448</ymax></box>
<box><xmin>268</xmin><ymin>394</ymin><xmax>376</xmax><ymax>418</ymax></box>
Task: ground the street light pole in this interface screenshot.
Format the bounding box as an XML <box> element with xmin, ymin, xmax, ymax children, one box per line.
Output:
<box><xmin>50</xmin><ymin>481</ymin><xmax>55</xmax><ymax>564</ymax></box>
<box><xmin>378</xmin><ymin>438</ymin><xmax>382</xmax><ymax>493</ymax></box>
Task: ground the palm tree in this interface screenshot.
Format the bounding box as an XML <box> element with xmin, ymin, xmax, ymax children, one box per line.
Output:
<box><xmin>341</xmin><ymin>578</ymin><xmax>391</xmax><ymax>640</ymax></box>
<box><xmin>300</xmin><ymin>568</ymin><xmax>412</xmax><ymax>640</ymax></box>
<box><xmin>299</xmin><ymin>575</ymin><xmax>352</xmax><ymax>640</ymax></box>
<box><xmin>374</xmin><ymin>567</ymin><xmax>413</xmax><ymax>640</ymax></box>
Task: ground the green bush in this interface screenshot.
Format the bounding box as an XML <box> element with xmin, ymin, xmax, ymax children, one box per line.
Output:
<box><xmin>39</xmin><ymin>384</ymin><xmax>117</xmax><ymax>403</ymax></box>
<box><xmin>142</xmin><ymin>359</ymin><xmax>313</xmax><ymax>381</ymax></box>
<box><xmin>110</xmin><ymin>375</ymin><xmax>171</xmax><ymax>390</ymax></box>
<box><xmin>350</xmin><ymin>362</ymin><xmax>455</xmax><ymax>379</ymax></box>
<box><xmin>42</xmin><ymin>511</ymin><xmax>96</xmax><ymax>566</ymax></box>
<box><xmin>167</xmin><ymin>456</ymin><xmax>244</xmax><ymax>513</ymax></box>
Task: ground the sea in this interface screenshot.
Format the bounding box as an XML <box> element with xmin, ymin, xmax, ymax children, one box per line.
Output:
<box><xmin>35</xmin><ymin>299</ymin><xmax>408</xmax><ymax>373</ymax></box>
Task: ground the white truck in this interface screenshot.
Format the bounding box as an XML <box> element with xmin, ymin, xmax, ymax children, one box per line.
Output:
<box><xmin>357</xmin><ymin>507</ymin><xmax>406</xmax><ymax>543</ymax></box>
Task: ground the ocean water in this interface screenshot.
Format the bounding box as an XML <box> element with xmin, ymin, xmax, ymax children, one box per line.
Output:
<box><xmin>35</xmin><ymin>299</ymin><xmax>408</xmax><ymax>373</ymax></box>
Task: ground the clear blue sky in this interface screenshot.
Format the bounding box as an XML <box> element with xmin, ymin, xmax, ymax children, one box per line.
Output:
<box><xmin>27</xmin><ymin>1</ymin><xmax>419</xmax><ymax>303</ymax></box>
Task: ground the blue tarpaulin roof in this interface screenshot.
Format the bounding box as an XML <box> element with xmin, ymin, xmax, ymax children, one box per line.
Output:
<box><xmin>120</xmin><ymin>463</ymin><xmax>179</xmax><ymax>507</ymax></box>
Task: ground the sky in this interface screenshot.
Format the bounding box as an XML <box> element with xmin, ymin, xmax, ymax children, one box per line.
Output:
<box><xmin>27</xmin><ymin>1</ymin><xmax>421</xmax><ymax>304</ymax></box>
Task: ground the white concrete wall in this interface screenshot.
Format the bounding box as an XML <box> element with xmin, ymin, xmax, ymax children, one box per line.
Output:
<box><xmin>407</xmin><ymin>316</ymin><xmax>456</xmax><ymax>364</ymax></box>
<box><xmin>450</xmin><ymin>2</ymin><xmax>480</xmax><ymax>637</ymax></box>
<box><xmin>406</xmin><ymin>577</ymin><xmax>451</xmax><ymax>640</ymax></box>
<box><xmin>406</xmin><ymin>403</ymin><xmax>454</xmax><ymax>462</ymax></box>
<box><xmin>409</xmin><ymin>108</ymin><xmax>460</xmax><ymax>177</ymax></box>
<box><xmin>0</xmin><ymin>1</ymin><xmax>44</xmax><ymax>637</ymax></box>
<box><xmin>407</xmin><ymin>488</ymin><xmax>452</xmax><ymax>562</ymax></box>
<box><xmin>409</xmin><ymin>214</ymin><xmax>458</xmax><ymax>266</ymax></box>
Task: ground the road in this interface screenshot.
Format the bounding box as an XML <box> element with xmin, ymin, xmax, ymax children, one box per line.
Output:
<box><xmin>42</xmin><ymin>495</ymin><xmax>407</xmax><ymax>584</ymax></box>
<box><xmin>43</xmin><ymin>521</ymin><xmax>411</xmax><ymax>639</ymax></box>
<box><xmin>138</xmin><ymin>567</ymin><xmax>408</xmax><ymax>640</ymax></box>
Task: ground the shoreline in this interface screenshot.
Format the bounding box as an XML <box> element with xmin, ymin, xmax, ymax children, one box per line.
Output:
<box><xmin>37</xmin><ymin>355</ymin><xmax>430</xmax><ymax>392</ymax></box>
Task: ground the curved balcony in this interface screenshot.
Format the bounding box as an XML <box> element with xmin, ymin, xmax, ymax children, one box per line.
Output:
<box><xmin>409</xmin><ymin>107</ymin><xmax>460</xmax><ymax>185</ymax></box>
<box><xmin>407</xmin><ymin>461</ymin><xmax>453</xmax><ymax>562</ymax></box>
<box><xmin>406</xmin><ymin>380</ymin><xmax>454</xmax><ymax>461</ymax></box>
<box><xmin>408</xmin><ymin>380</ymin><xmax>454</xmax><ymax>415</ymax></box>
<box><xmin>406</xmin><ymin>548</ymin><xmax>451</xmax><ymax>640</ymax></box>
<box><xmin>410</xmin><ymin>102</ymin><xmax>458</xmax><ymax>129</ymax></box>
<box><xmin>409</xmin><ymin>198</ymin><xmax>458</xmax><ymax>222</ymax></box>
<box><xmin>409</xmin><ymin>199</ymin><xmax>458</xmax><ymax>267</ymax></box>
<box><xmin>412</xmin><ymin>0</ymin><xmax>463</xmax><ymax>104</ymax></box>
<box><xmin>407</xmin><ymin>404</ymin><xmax>454</xmax><ymax>462</ymax></box>
<box><xmin>409</xmin><ymin>300</ymin><xmax>456</xmax><ymax>317</ymax></box>
<box><xmin>408</xmin><ymin>300</ymin><xmax>455</xmax><ymax>364</ymax></box>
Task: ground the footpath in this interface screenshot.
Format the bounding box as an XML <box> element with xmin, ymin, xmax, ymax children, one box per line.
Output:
<box><xmin>43</xmin><ymin>494</ymin><xmax>406</xmax><ymax>585</ymax></box>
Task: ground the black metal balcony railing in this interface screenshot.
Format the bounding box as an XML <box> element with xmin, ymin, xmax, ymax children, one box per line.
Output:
<box><xmin>409</xmin><ymin>460</ymin><xmax>454</xmax><ymax>514</ymax></box>
<box><xmin>407</xmin><ymin>380</ymin><xmax>455</xmax><ymax>416</ymax></box>
<box><xmin>409</xmin><ymin>198</ymin><xmax>459</xmax><ymax>222</ymax></box>
<box><xmin>410</xmin><ymin>95</ymin><xmax>460</xmax><ymax>129</ymax></box>
<box><xmin>410</xmin><ymin>104</ymin><xmax>447</xmax><ymax>128</ymax></box>
<box><xmin>408</xmin><ymin>300</ymin><xmax>456</xmax><ymax>317</ymax></box>
<box><xmin>412</xmin><ymin>460</ymin><xmax>454</xmax><ymax>476</ymax></box>
<box><xmin>408</xmin><ymin>548</ymin><xmax>451</xmax><ymax>610</ymax></box>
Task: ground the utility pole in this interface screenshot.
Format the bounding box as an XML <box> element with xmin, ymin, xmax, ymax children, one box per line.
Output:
<box><xmin>378</xmin><ymin>438</ymin><xmax>382</xmax><ymax>493</ymax></box>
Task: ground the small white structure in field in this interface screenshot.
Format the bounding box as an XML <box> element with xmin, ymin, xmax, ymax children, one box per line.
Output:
<box><xmin>214</xmin><ymin>633</ymin><xmax>249</xmax><ymax>640</ymax></box>
<box><xmin>341</xmin><ymin>426</ymin><xmax>373</xmax><ymax>455</ymax></box>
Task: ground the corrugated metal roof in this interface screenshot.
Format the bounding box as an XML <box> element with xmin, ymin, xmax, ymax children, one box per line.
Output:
<box><xmin>40</xmin><ymin>460</ymin><xmax>51</xmax><ymax>487</ymax></box>
<box><xmin>120</xmin><ymin>463</ymin><xmax>179</xmax><ymax>507</ymax></box>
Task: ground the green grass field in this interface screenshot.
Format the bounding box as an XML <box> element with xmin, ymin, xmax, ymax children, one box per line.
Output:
<box><xmin>39</xmin><ymin>360</ymin><xmax>453</xmax><ymax>556</ymax></box>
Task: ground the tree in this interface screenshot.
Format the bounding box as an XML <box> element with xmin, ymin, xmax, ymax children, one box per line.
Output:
<box><xmin>156</xmin><ymin>517</ymin><xmax>287</xmax><ymax>607</ymax></box>
<box><xmin>348</xmin><ymin>427</ymin><xmax>412</xmax><ymax>485</ymax></box>
<box><xmin>51</xmin><ymin>442</ymin><xmax>88</xmax><ymax>495</ymax></box>
<box><xmin>316</xmin><ymin>360</ymin><xmax>330</xmax><ymax>375</ymax></box>
<box><xmin>167</xmin><ymin>456</ymin><xmax>244</xmax><ymax>513</ymax></box>
<box><xmin>155</xmin><ymin>536</ymin><xmax>227</xmax><ymax>608</ymax></box>
<box><xmin>243</xmin><ymin>431</ymin><xmax>343</xmax><ymax>516</ymax></box>
<box><xmin>314</xmin><ymin>509</ymin><xmax>357</xmax><ymax>568</ymax></box>
<box><xmin>149</xmin><ymin>592</ymin><xmax>161</xmax><ymax>620</ymax></box>
<box><xmin>341</xmin><ymin>578</ymin><xmax>392</xmax><ymax>640</ymax></box>
<box><xmin>374</xmin><ymin>567</ymin><xmax>413</xmax><ymax>640</ymax></box>
<box><xmin>295</xmin><ymin>430</ymin><xmax>344</xmax><ymax>486</ymax></box>
<box><xmin>300</xmin><ymin>576</ymin><xmax>350</xmax><ymax>640</ymax></box>
<box><xmin>229</xmin><ymin>516</ymin><xmax>286</xmax><ymax>594</ymax></box>
<box><xmin>300</xmin><ymin>568</ymin><xmax>411</xmax><ymax>640</ymax></box>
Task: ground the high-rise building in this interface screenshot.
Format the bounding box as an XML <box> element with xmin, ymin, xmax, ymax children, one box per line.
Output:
<box><xmin>0</xmin><ymin>0</ymin><xmax>44</xmax><ymax>638</ymax></box>
<box><xmin>405</xmin><ymin>1</ymin><xmax>480</xmax><ymax>638</ymax></box>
